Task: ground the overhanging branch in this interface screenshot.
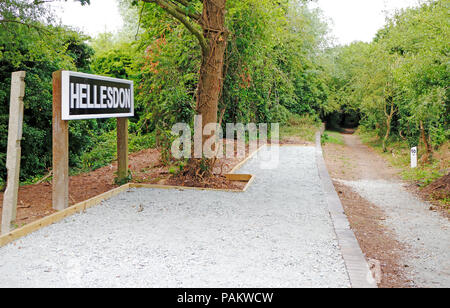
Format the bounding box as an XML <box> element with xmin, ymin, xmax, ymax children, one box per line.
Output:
<box><xmin>0</xmin><ymin>18</ymin><xmax>50</xmax><ymax>33</ymax></box>
<box><xmin>141</xmin><ymin>0</ymin><xmax>208</xmax><ymax>56</ymax></box>
<box><xmin>170</xmin><ymin>0</ymin><xmax>201</xmax><ymax>21</ymax></box>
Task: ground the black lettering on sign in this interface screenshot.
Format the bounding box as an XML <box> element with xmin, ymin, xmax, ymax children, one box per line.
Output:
<box><xmin>61</xmin><ymin>71</ymin><xmax>134</xmax><ymax>120</ymax></box>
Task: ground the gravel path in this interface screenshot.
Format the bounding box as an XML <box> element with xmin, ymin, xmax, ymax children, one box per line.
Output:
<box><xmin>336</xmin><ymin>179</ymin><xmax>450</xmax><ymax>288</ymax></box>
<box><xmin>0</xmin><ymin>146</ymin><xmax>351</xmax><ymax>288</ymax></box>
<box><xmin>325</xmin><ymin>134</ymin><xmax>450</xmax><ymax>288</ymax></box>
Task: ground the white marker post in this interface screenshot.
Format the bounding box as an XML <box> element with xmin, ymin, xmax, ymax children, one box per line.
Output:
<box><xmin>411</xmin><ymin>146</ymin><xmax>418</xmax><ymax>169</ymax></box>
<box><xmin>1</xmin><ymin>71</ymin><xmax>26</xmax><ymax>235</ymax></box>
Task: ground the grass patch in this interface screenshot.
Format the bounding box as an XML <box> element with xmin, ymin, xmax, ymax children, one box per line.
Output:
<box><xmin>75</xmin><ymin>130</ymin><xmax>156</xmax><ymax>174</ymax></box>
<box><xmin>321</xmin><ymin>131</ymin><xmax>345</xmax><ymax>145</ymax></box>
<box><xmin>279</xmin><ymin>114</ymin><xmax>321</xmax><ymax>143</ymax></box>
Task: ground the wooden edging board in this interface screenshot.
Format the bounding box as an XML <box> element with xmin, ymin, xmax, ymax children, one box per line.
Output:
<box><xmin>0</xmin><ymin>146</ymin><xmax>264</xmax><ymax>248</ymax></box>
<box><xmin>129</xmin><ymin>179</ymin><xmax>254</xmax><ymax>193</ymax></box>
<box><xmin>225</xmin><ymin>174</ymin><xmax>252</xmax><ymax>182</ymax></box>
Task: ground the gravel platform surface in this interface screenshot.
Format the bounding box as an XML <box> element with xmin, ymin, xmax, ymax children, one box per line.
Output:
<box><xmin>337</xmin><ymin>179</ymin><xmax>450</xmax><ymax>288</ymax></box>
<box><xmin>0</xmin><ymin>146</ymin><xmax>350</xmax><ymax>288</ymax></box>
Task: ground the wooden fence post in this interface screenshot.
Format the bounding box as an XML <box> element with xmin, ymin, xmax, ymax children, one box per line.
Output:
<box><xmin>117</xmin><ymin>118</ymin><xmax>129</xmax><ymax>182</ymax></box>
<box><xmin>1</xmin><ymin>71</ymin><xmax>26</xmax><ymax>235</ymax></box>
<box><xmin>52</xmin><ymin>70</ymin><xmax>69</xmax><ymax>211</ymax></box>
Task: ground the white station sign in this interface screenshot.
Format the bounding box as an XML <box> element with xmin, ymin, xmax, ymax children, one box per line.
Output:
<box><xmin>61</xmin><ymin>71</ymin><xmax>134</xmax><ymax>120</ymax></box>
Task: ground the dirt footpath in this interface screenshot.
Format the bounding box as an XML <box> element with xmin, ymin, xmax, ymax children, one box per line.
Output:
<box><xmin>324</xmin><ymin>134</ymin><xmax>450</xmax><ymax>288</ymax></box>
<box><xmin>325</xmin><ymin>134</ymin><xmax>400</xmax><ymax>181</ymax></box>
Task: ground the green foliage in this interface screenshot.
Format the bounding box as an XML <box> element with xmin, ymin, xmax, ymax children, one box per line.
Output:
<box><xmin>0</xmin><ymin>0</ymin><xmax>52</xmax><ymax>30</ymax></box>
<box><xmin>0</xmin><ymin>0</ymin><xmax>90</xmax><ymax>31</ymax></box>
<box><xmin>78</xmin><ymin>129</ymin><xmax>156</xmax><ymax>173</ymax></box>
<box><xmin>135</xmin><ymin>11</ymin><xmax>199</xmax><ymax>133</ymax></box>
<box><xmin>77</xmin><ymin>130</ymin><xmax>116</xmax><ymax>171</ymax></box>
<box><xmin>130</xmin><ymin>0</ymin><xmax>331</xmax><ymax>136</ymax></box>
<box><xmin>403</xmin><ymin>166</ymin><xmax>444</xmax><ymax>187</ymax></box>
<box><xmin>129</xmin><ymin>131</ymin><xmax>157</xmax><ymax>152</ymax></box>
<box><xmin>114</xmin><ymin>170</ymin><xmax>133</xmax><ymax>186</ymax></box>
<box><xmin>328</xmin><ymin>0</ymin><xmax>449</xmax><ymax>150</ymax></box>
<box><xmin>222</xmin><ymin>0</ymin><xmax>331</xmax><ymax>125</ymax></box>
<box><xmin>158</xmin><ymin>128</ymin><xmax>179</xmax><ymax>166</ymax></box>
<box><xmin>0</xmin><ymin>0</ymin><xmax>100</xmax><ymax>182</ymax></box>
<box><xmin>279</xmin><ymin>114</ymin><xmax>321</xmax><ymax>142</ymax></box>
<box><xmin>321</xmin><ymin>131</ymin><xmax>344</xmax><ymax>145</ymax></box>
<box><xmin>91</xmin><ymin>45</ymin><xmax>134</xmax><ymax>79</ymax></box>
<box><xmin>3</xmin><ymin>0</ymin><xmax>446</xmax><ymax>188</ymax></box>
<box><xmin>0</xmin><ymin>18</ymin><xmax>96</xmax><ymax>181</ymax></box>
<box><xmin>358</xmin><ymin>129</ymin><xmax>449</xmax><ymax>190</ymax></box>
<box><xmin>169</xmin><ymin>160</ymin><xmax>186</xmax><ymax>176</ymax></box>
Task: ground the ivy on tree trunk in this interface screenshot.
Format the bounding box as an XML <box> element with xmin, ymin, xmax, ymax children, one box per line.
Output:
<box><xmin>142</xmin><ymin>0</ymin><xmax>228</xmax><ymax>176</ymax></box>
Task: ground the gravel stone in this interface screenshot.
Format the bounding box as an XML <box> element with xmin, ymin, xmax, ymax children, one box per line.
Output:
<box><xmin>0</xmin><ymin>146</ymin><xmax>350</xmax><ymax>288</ymax></box>
<box><xmin>337</xmin><ymin>179</ymin><xmax>450</xmax><ymax>288</ymax></box>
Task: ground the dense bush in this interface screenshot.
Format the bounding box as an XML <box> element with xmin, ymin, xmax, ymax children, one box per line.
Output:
<box><xmin>327</xmin><ymin>0</ymin><xmax>449</xmax><ymax>155</ymax></box>
<box><xmin>123</xmin><ymin>0</ymin><xmax>331</xmax><ymax>135</ymax></box>
<box><xmin>0</xmin><ymin>22</ymin><xmax>96</xmax><ymax>181</ymax></box>
<box><xmin>2</xmin><ymin>0</ymin><xmax>446</xmax><ymax>185</ymax></box>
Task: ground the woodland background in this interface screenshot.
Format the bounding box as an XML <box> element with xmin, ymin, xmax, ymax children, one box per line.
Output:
<box><xmin>0</xmin><ymin>0</ymin><xmax>448</xmax><ymax>189</ymax></box>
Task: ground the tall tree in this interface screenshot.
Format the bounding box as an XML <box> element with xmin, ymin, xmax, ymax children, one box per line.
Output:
<box><xmin>327</xmin><ymin>0</ymin><xmax>448</xmax><ymax>160</ymax></box>
<box><xmin>141</xmin><ymin>0</ymin><xmax>228</xmax><ymax>174</ymax></box>
<box><xmin>142</xmin><ymin>0</ymin><xmax>227</xmax><ymax>132</ymax></box>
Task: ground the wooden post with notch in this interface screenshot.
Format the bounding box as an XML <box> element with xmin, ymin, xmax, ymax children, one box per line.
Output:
<box><xmin>52</xmin><ymin>70</ymin><xmax>69</xmax><ymax>211</ymax></box>
<box><xmin>1</xmin><ymin>71</ymin><xmax>26</xmax><ymax>235</ymax></box>
<box><xmin>117</xmin><ymin>118</ymin><xmax>129</xmax><ymax>182</ymax></box>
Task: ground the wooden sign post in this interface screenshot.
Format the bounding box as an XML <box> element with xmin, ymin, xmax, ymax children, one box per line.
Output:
<box><xmin>1</xmin><ymin>71</ymin><xmax>26</xmax><ymax>235</ymax></box>
<box><xmin>117</xmin><ymin>118</ymin><xmax>129</xmax><ymax>181</ymax></box>
<box><xmin>52</xmin><ymin>71</ymin><xmax>69</xmax><ymax>211</ymax></box>
<box><xmin>52</xmin><ymin>71</ymin><xmax>134</xmax><ymax>211</ymax></box>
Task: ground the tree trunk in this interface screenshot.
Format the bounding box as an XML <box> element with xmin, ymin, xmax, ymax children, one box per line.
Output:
<box><xmin>182</xmin><ymin>0</ymin><xmax>228</xmax><ymax>178</ymax></box>
<box><xmin>197</xmin><ymin>0</ymin><xmax>228</xmax><ymax>143</ymax></box>
<box><xmin>147</xmin><ymin>0</ymin><xmax>228</xmax><ymax>178</ymax></box>
<box><xmin>420</xmin><ymin>121</ymin><xmax>433</xmax><ymax>164</ymax></box>
<box><xmin>382</xmin><ymin>124</ymin><xmax>391</xmax><ymax>153</ymax></box>
<box><xmin>382</xmin><ymin>100</ymin><xmax>395</xmax><ymax>152</ymax></box>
